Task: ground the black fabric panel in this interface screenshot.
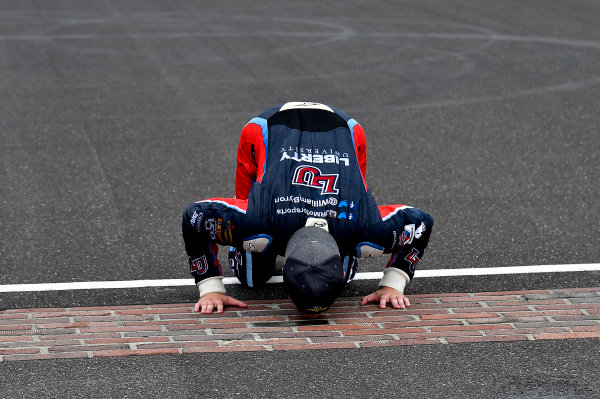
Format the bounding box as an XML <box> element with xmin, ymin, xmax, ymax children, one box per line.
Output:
<box><xmin>267</xmin><ymin>109</ymin><xmax>347</xmax><ymax>132</ymax></box>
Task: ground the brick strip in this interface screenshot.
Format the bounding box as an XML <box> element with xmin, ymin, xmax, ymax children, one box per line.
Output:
<box><xmin>1</xmin><ymin>287</ymin><xmax>599</xmax><ymax>361</ymax></box>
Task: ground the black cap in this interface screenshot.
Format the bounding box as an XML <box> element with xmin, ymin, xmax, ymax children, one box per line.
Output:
<box><xmin>283</xmin><ymin>226</ymin><xmax>344</xmax><ymax>314</ymax></box>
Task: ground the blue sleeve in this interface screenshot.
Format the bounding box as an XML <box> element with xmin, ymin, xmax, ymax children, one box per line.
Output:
<box><xmin>381</xmin><ymin>207</ymin><xmax>434</xmax><ymax>280</ymax></box>
<box><xmin>181</xmin><ymin>199</ymin><xmax>248</xmax><ymax>284</ymax></box>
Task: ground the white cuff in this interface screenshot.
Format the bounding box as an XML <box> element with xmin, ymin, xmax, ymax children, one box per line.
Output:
<box><xmin>378</xmin><ymin>268</ymin><xmax>410</xmax><ymax>294</ymax></box>
<box><xmin>197</xmin><ymin>276</ymin><xmax>226</xmax><ymax>298</ymax></box>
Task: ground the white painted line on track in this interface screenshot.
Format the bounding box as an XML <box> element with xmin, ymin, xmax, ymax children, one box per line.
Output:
<box><xmin>1</xmin><ymin>263</ymin><xmax>599</xmax><ymax>293</ymax></box>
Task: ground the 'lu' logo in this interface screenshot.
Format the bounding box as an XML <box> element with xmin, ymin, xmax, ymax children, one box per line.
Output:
<box><xmin>292</xmin><ymin>165</ymin><xmax>339</xmax><ymax>195</ymax></box>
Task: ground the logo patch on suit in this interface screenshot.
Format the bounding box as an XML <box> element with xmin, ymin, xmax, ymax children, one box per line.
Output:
<box><xmin>338</xmin><ymin>199</ymin><xmax>358</xmax><ymax>221</ymax></box>
<box><xmin>190</xmin><ymin>256</ymin><xmax>209</xmax><ymax>275</ymax></box>
<box><xmin>190</xmin><ymin>211</ymin><xmax>203</xmax><ymax>232</ymax></box>
<box><xmin>404</xmin><ymin>248</ymin><xmax>420</xmax><ymax>273</ymax></box>
<box><xmin>292</xmin><ymin>165</ymin><xmax>339</xmax><ymax>195</ymax></box>
<box><xmin>400</xmin><ymin>224</ymin><xmax>416</xmax><ymax>245</ymax></box>
<box><xmin>415</xmin><ymin>222</ymin><xmax>426</xmax><ymax>239</ymax></box>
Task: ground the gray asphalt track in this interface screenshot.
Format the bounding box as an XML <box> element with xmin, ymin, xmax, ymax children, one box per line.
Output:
<box><xmin>2</xmin><ymin>340</ymin><xmax>599</xmax><ymax>398</ymax></box>
<box><xmin>1</xmin><ymin>0</ymin><xmax>599</xmax><ymax>397</ymax></box>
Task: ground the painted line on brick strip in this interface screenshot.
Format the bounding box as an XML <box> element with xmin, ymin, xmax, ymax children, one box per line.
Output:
<box><xmin>1</xmin><ymin>263</ymin><xmax>599</xmax><ymax>293</ymax></box>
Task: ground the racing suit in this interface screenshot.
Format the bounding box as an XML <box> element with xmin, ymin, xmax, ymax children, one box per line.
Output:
<box><xmin>182</xmin><ymin>102</ymin><xmax>433</xmax><ymax>298</ymax></box>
